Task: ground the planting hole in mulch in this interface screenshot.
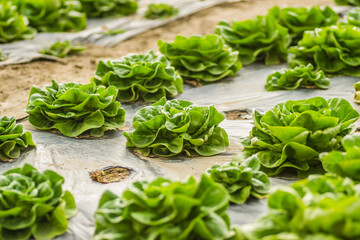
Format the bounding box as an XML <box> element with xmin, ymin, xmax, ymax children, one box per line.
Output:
<box><xmin>89</xmin><ymin>166</ymin><xmax>131</xmax><ymax>184</ymax></box>
<box><xmin>224</xmin><ymin>109</ymin><xmax>252</xmax><ymax>120</ymax></box>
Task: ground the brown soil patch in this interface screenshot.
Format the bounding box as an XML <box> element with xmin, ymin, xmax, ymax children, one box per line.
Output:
<box><xmin>0</xmin><ymin>0</ymin><xmax>334</xmax><ymax>119</ymax></box>
<box><xmin>89</xmin><ymin>166</ymin><xmax>131</xmax><ymax>183</ymax></box>
<box><xmin>225</xmin><ymin>109</ymin><xmax>252</xmax><ymax>120</ymax></box>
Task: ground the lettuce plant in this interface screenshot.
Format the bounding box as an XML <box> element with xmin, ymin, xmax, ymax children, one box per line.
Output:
<box><xmin>208</xmin><ymin>155</ymin><xmax>270</xmax><ymax>205</ymax></box>
<box><xmin>40</xmin><ymin>40</ymin><xmax>85</xmax><ymax>58</ymax></box>
<box><xmin>0</xmin><ymin>116</ymin><xmax>35</xmax><ymax>161</ymax></box>
<box><xmin>354</xmin><ymin>81</ymin><xmax>360</xmax><ymax>104</ymax></box>
<box><xmin>15</xmin><ymin>0</ymin><xmax>87</xmax><ymax>32</ymax></box>
<box><xmin>345</xmin><ymin>7</ymin><xmax>360</xmax><ymax>27</ymax></box>
<box><xmin>265</xmin><ymin>64</ymin><xmax>330</xmax><ymax>91</ymax></box>
<box><xmin>80</xmin><ymin>0</ymin><xmax>138</xmax><ymax>18</ymax></box>
<box><xmin>93</xmin><ymin>174</ymin><xmax>235</xmax><ymax>240</ymax></box>
<box><xmin>240</xmin><ymin>97</ymin><xmax>360</xmax><ymax>176</ymax></box>
<box><xmin>334</xmin><ymin>0</ymin><xmax>360</xmax><ymax>5</ymax></box>
<box><xmin>0</xmin><ymin>164</ymin><xmax>77</xmax><ymax>240</ymax></box>
<box><xmin>124</xmin><ymin>97</ymin><xmax>229</xmax><ymax>157</ymax></box>
<box><xmin>320</xmin><ymin>134</ymin><xmax>360</xmax><ymax>181</ymax></box>
<box><xmin>158</xmin><ymin>34</ymin><xmax>242</xmax><ymax>82</ymax></box>
<box><xmin>268</xmin><ymin>6</ymin><xmax>338</xmax><ymax>45</ymax></box>
<box><xmin>92</xmin><ymin>51</ymin><xmax>183</xmax><ymax>103</ymax></box>
<box><xmin>234</xmin><ymin>174</ymin><xmax>360</xmax><ymax>240</ymax></box>
<box><xmin>289</xmin><ymin>25</ymin><xmax>360</xmax><ymax>76</ymax></box>
<box><xmin>215</xmin><ymin>15</ymin><xmax>290</xmax><ymax>65</ymax></box>
<box><xmin>144</xmin><ymin>3</ymin><xmax>179</xmax><ymax>19</ymax></box>
<box><xmin>0</xmin><ymin>0</ymin><xmax>36</xmax><ymax>43</ymax></box>
<box><xmin>26</xmin><ymin>80</ymin><xmax>126</xmax><ymax>138</ymax></box>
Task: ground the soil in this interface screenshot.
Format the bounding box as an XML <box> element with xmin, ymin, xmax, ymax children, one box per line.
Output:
<box><xmin>0</xmin><ymin>0</ymin><xmax>334</xmax><ymax>119</ymax></box>
<box><xmin>89</xmin><ymin>166</ymin><xmax>131</xmax><ymax>183</ymax></box>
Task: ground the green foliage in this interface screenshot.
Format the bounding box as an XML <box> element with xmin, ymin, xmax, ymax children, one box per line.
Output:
<box><xmin>158</xmin><ymin>34</ymin><xmax>242</xmax><ymax>82</ymax></box>
<box><xmin>208</xmin><ymin>156</ymin><xmax>270</xmax><ymax>204</ymax></box>
<box><xmin>240</xmin><ymin>97</ymin><xmax>360</xmax><ymax>176</ymax></box>
<box><xmin>265</xmin><ymin>64</ymin><xmax>330</xmax><ymax>91</ymax></box>
<box><xmin>289</xmin><ymin>25</ymin><xmax>360</xmax><ymax>76</ymax></box>
<box><xmin>345</xmin><ymin>7</ymin><xmax>360</xmax><ymax>27</ymax></box>
<box><xmin>234</xmin><ymin>174</ymin><xmax>360</xmax><ymax>240</ymax></box>
<box><xmin>40</xmin><ymin>40</ymin><xmax>85</xmax><ymax>58</ymax></box>
<box><xmin>268</xmin><ymin>6</ymin><xmax>338</xmax><ymax>45</ymax></box>
<box><xmin>320</xmin><ymin>134</ymin><xmax>360</xmax><ymax>181</ymax></box>
<box><xmin>15</xmin><ymin>0</ymin><xmax>87</xmax><ymax>32</ymax></box>
<box><xmin>92</xmin><ymin>51</ymin><xmax>183</xmax><ymax>103</ymax></box>
<box><xmin>0</xmin><ymin>164</ymin><xmax>77</xmax><ymax>240</ymax></box>
<box><xmin>26</xmin><ymin>79</ymin><xmax>126</xmax><ymax>138</ymax></box>
<box><xmin>144</xmin><ymin>3</ymin><xmax>179</xmax><ymax>19</ymax></box>
<box><xmin>0</xmin><ymin>49</ymin><xmax>7</xmax><ymax>61</ymax></box>
<box><xmin>354</xmin><ymin>81</ymin><xmax>360</xmax><ymax>104</ymax></box>
<box><xmin>0</xmin><ymin>0</ymin><xmax>36</xmax><ymax>43</ymax></box>
<box><xmin>334</xmin><ymin>0</ymin><xmax>360</xmax><ymax>5</ymax></box>
<box><xmin>93</xmin><ymin>174</ymin><xmax>235</xmax><ymax>240</ymax></box>
<box><xmin>0</xmin><ymin>116</ymin><xmax>35</xmax><ymax>161</ymax></box>
<box><xmin>80</xmin><ymin>0</ymin><xmax>138</xmax><ymax>18</ymax></box>
<box><xmin>215</xmin><ymin>15</ymin><xmax>290</xmax><ymax>65</ymax></box>
<box><xmin>124</xmin><ymin>97</ymin><xmax>229</xmax><ymax>157</ymax></box>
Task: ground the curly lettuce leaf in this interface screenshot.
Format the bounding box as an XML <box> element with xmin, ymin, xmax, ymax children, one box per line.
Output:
<box><xmin>15</xmin><ymin>0</ymin><xmax>87</xmax><ymax>32</ymax></box>
<box><xmin>345</xmin><ymin>7</ymin><xmax>360</xmax><ymax>27</ymax></box>
<box><xmin>354</xmin><ymin>81</ymin><xmax>360</xmax><ymax>104</ymax></box>
<box><xmin>92</xmin><ymin>51</ymin><xmax>183</xmax><ymax>103</ymax></box>
<box><xmin>124</xmin><ymin>97</ymin><xmax>229</xmax><ymax>157</ymax></box>
<box><xmin>80</xmin><ymin>0</ymin><xmax>138</xmax><ymax>18</ymax></box>
<box><xmin>158</xmin><ymin>34</ymin><xmax>242</xmax><ymax>82</ymax></box>
<box><xmin>26</xmin><ymin>79</ymin><xmax>126</xmax><ymax>137</ymax></box>
<box><xmin>240</xmin><ymin>97</ymin><xmax>359</xmax><ymax>176</ymax></box>
<box><xmin>0</xmin><ymin>164</ymin><xmax>77</xmax><ymax>240</ymax></box>
<box><xmin>0</xmin><ymin>0</ymin><xmax>36</xmax><ymax>43</ymax></box>
<box><xmin>268</xmin><ymin>6</ymin><xmax>338</xmax><ymax>45</ymax></box>
<box><xmin>40</xmin><ymin>40</ymin><xmax>85</xmax><ymax>58</ymax></box>
<box><xmin>208</xmin><ymin>155</ymin><xmax>270</xmax><ymax>204</ymax></box>
<box><xmin>289</xmin><ymin>25</ymin><xmax>360</xmax><ymax>76</ymax></box>
<box><xmin>215</xmin><ymin>14</ymin><xmax>290</xmax><ymax>65</ymax></box>
<box><xmin>0</xmin><ymin>116</ymin><xmax>35</xmax><ymax>161</ymax></box>
<box><xmin>93</xmin><ymin>174</ymin><xmax>235</xmax><ymax>240</ymax></box>
<box><xmin>144</xmin><ymin>4</ymin><xmax>179</xmax><ymax>19</ymax></box>
<box><xmin>265</xmin><ymin>64</ymin><xmax>330</xmax><ymax>91</ymax></box>
<box><xmin>334</xmin><ymin>0</ymin><xmax>360</xmax><ymax>5</ymax></box>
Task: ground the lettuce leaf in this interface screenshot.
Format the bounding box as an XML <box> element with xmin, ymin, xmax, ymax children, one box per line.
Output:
<box><xmin>144</xmin><ymin>3</ymin><xmax>178</xmax><ymax>19</ymax></box>
<box><xmin>0</xmin><ymin>1</ymin><xmax>36</xmax><ymax>43</ymax></box>
<box><xmin>268</xmin><ymin>6</ymin><xmax>338</xmax><ymax>45</ymax></box>
<box><xmin>234</xmin><ymin>174</ymin><xmax>360</xmax><ymax>240</ymax></box>
<box><xmin>158</xmin><ymin>34</ymin><xmax>242</xmax><ymax>82</ymax></box>
<box><xmin>265</xmin><ymin>64</ymin><xmax>330</xmax><ymax>91</ymax></box>
<box><xmin>92</xmin><ymin>51</ymin><xmax>183</xmax><ymax>103</ymax></box>
<box><xmin>0</xmin><ymin>164</ymin><xmax>77</xmax><ymax>240</ymax></box>
<box><xmin>320</xmin><ymin>133</ymin><xmax>360</xmax><ymax>181</ymax></box>
<box><xmin>215</xmin><ymin>14</ymin><xmax>290</xmax><ymax>65</ymax></box>
<box><xmin>123</xmin><ymin>97</ymin><xmax>229</xmax><ymax>157</ymax></box>
<box><xmin>345</xmin><ymin>7</ymin><xmax>360</xmax><ymax>27</ymax></box>
<box><xmin>240</xmin><ymin>97</ymin><xmax>359</xmax><ymax>176</ymax></box>
<box><xmin>354</xmin><ymin>81</ymin><xmax>360</xmax><ymax>104</ymax></box>
<box><xmin>208</xmin><ymin>155</ymin><xmax>270</xmax><ymax>204</ymax></box>
<box><xmin>40</xmin><ymin>40</ymin><xmax>85</xmax><ymax>58</ymax></box>
<box><xmin>15</xmin><ymin>0</ymin><xmax>87</xmax><ymax>32</ymax></box>
<box><xmin>80</xmin><ymin>0</ymin><xmax>138</xmax><ymax>18</ymax></box>
<box><xmin>0</xmin><ymin>116</ymin><xmax>35</xmax><ymax>161</ymax></box>
<box><xmin>26</xmin><ymin>79</ymin><xmax>126</xmax><ymax>137</ymax></box>
<box><xmin>93</xmin><ymin>174</ymin><xmax>235</xmax><ymax>240</ymax></box>
<box><xmin>334</xmin><ymin>0</ymin><xmax>360</xmax><ymax>5</ymax></box>
<box><xmin>289</xmin><ymin>25</ymin><xmax>360</xmax><ymax>76</ymax></box>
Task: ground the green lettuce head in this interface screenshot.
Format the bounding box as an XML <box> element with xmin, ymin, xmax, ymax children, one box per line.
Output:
<box><xmin>265</xmin><ymin>64</ymin><xmax>330</xmax><ymax>91</ymax></box>
<box><xmin>241</xmin><ymin>97</ymin><xmax>360</xmax><ymax>176</ymax></box>
<box><xmin>215</xmin><ymin>14</ymin><xmax>290</xmax><ymax>65</ymax></box>
<box><xmin>354</xmin><ymin>81</ymin><xmax>360</xmax><ymax>104</ymax></box>
<box><xmin>289</xmin><ymin>25</ymin><xmax>360</xmax><ymax>76</ymax></box>
<box><xmin>234</xmin><ymin>174</ymin><xmax>360</xmax><ymax>240</ymax></box>
<box><xmin>320</xmin><ymin>133</ymin><xmax>360</xmax><ymax>181</ymax></box>
<box><xmin>268</xmin><ymin>6</ymin><xmax>338</xmax><ymax>45</ymax></box>
<box><xmin>158</xmin><ymin>34</ymin><xmax>242</xmax><ymax>82</ymax></box>
<box><xmin>0</xmin><ymin>0</ymin><xmax>36</xmax><ymax>43</ymax></box>
<box><xmin>40</xmin><ymin>40</ymin><xmax>85</xmax><ymax>58</ymax></box>
<box><xmin>0</xmin><ymin>116</ymin><xmax>35</xmax><ymax>161</ymax></box>
<box><xmin>208</xmin><ymin>155</ymin><xmax>270</xmax><ymax>205</ymax></box>
<box><xmin>14</xmin><ymin>0</ymin><xmax>87</xmax><ymax>32</ymax></box>
<box><xmin>0</xmin><ymin>164</ymin><xmax>77</xmax><ymax>240</ymax></box>
<box><xmin>79</xmin><ymin>0</ymin><xmax>138</xmax><ymax>18</ymax></box>
<box><xmin>124</xmin><ymin>97</ymin><xmax>229</xmax><ymax>157</ymax></box>
<box><xmin>345</xmin><ymin>7</ymin><xmax>360</xmax><ymax>27</ymax></box>
<box><xmin>26</xmin><ymin>80</ymin><xmax>126</xmax><ymax>138</ymax></box>
<box><xmin>93</xmin><ymin>174</ymin><xmax>235</xmax><ymax>240</ymax></box>
<box><xmin>144</xmin><ymin>3</ymin><xmax>178</xmax><ymax>20</ymax></box>
<box><xmin>92</xmin><ymin>51</ymin><xmax>183</xmax><ymax>103</ymax></box>
<box><xmin>334</xmin><ymin>0</ymin><xmax>360</xmax><ymax>5</ymax></box>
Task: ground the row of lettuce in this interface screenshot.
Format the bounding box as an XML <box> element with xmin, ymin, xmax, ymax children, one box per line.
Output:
<box><xmin>0</xmin><ymin>0</ymin><xmax>178</xmax><ymax>43</ymax></box>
